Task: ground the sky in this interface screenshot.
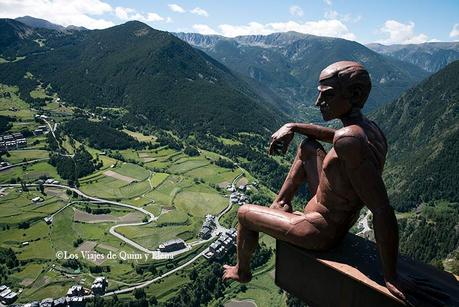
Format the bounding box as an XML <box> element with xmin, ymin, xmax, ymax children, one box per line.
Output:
<box><xmin>1</xmin><ymin>0</ymin><xmax>458</xmax><ymax>45</ymax></box>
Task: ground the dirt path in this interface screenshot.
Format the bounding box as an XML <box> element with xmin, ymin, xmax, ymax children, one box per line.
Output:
<box><xmin>104</xmin><ymin>170</ymin><xmax>136</xmax><ymax>183</ymax></box>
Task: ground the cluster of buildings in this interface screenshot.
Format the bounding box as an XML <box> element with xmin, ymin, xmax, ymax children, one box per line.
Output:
<box><xmin>230</xmin><ymin>186</ymin><xmax>248</xmax><ymax>205</ymax></box>
<box><xmin>23</xmin><ymin>284</ymin><xmax>87</xmax><ymax>307</ymax></box>
<box><xmin>6</xmin><ymin>277</ymin><xmax>108</xmax><ymax>307</ymax></box>
<box><xmin>66</xmin><ymin>285</ymin><xmax>85</xmax><ymax>297</ymax></box>
<box><xmin>34</xmin><ymin>114</ymin><xmax>49</xmax><ymax>121</ymax></box>
<box><xmin>0</xmin><ymin>285</ymin><xmax>18</xmax><ymax>304</ymax></box>
<box><xmin>36</xmin><ymin>178</ymin><xmax>60</xmax><ymax>185</ymax></box>
<box><xmin>158</xmin><ymin>238</ymin><xmax>186</xmax><ymax>252</ymax></box>
<box><xmin>33</xmin><ymin>125</ymin><xmax>49</xmax><ymax>136</ymax></box>
<box><xmin>203</xmin><ymin>228</ymin><xmax>237</xmax><ymax>260</ymax></box>
<box><xmin>199</xmin><ymin>215</ymin><xmax>216</xmax><ymax>239</ymax></box>
<box><xmin>90</xmin><ymin>277</ymin><xmax>107</xmax><ymax>295</ymax></box>
<box><xmin>0</xmin><ymin>132</ymin><xmax>27</xmax><ymax>151</ymax></box>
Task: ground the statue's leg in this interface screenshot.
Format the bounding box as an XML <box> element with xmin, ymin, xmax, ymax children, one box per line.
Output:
<box><xmin>223</xmin><ymin>204</ymin><xmax>327</xmax><ymax>283</ymax></box>
<box><xmin>272</xmin><ymin>138</ymin><xmax>326</xmax><ymax>211</ymax></box>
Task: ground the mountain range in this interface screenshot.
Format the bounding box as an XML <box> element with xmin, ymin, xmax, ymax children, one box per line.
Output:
<box><xmin>175</xmin><ymin>32</ymin><xmax>429</xmax><ymax>120</ymax></box>
<box><xmin>367</xmin><ymin>42</ymin><xmax>459</xmax><ymax>73</ymax></box>
<box><xmin>0</xmin><ymin>19</ymin><xmax>285</xmax><ymax>136</ymax></box>
<box><xmin>15</xmin><ymin>16</ymin><xmax>87</xmax><ymax>32</ymax></box>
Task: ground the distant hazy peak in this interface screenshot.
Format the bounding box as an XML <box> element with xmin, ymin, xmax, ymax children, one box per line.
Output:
<box><xmin>174</xmin><ymin>32</ymin><xmax>227</xmax><ymax>49</ymax></box>
<box><xmin>367</xmin><ymin>42</ymin><xmax>459</xmax><ymax>52</ymax></box>
<box><xmin>14</xmin><ymin>16</ymin><xmax>87</xmax><ymax>32</ymax></box>
<box><xmin>367</xmin><ymin>41</ymin><xmax>459</xmax><ymax>73</ymax></box>
<box><xmin>15</xmin><ymin>16</ymin><xmax>64</xmax><ymax>31</ymax></box>
<box><xmin>234</xmin><ymin>31</ymin><xmax>316</xmax><ymax>48</ymax></box>
<box><xmin>0</xmin><ymin>18</ymin><xmax>35</xmax><ymax>39</ymax></box>
<box><xmin>175</xmin><ymin>31</ymin><xmax>326</xmax><ymax>49</ymax></box>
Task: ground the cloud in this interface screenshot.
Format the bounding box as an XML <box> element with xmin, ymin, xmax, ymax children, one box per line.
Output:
<box><xmin>191</xmin><ymin>7</ymin><xmax>208</xmax><ymax>17</ymax></box>
<box><xmin>0</xmin><ymin>0</ymin><xmax>114</xmax><ymax>29</ymax></box>
<box><xmin>324</xmin><ymin>10</ymin><xmax>338</xmax><ymax>19</ymax></box>
<box><xmin>192</xmin><ymin>24</ymin><xmax>218</xmax><ymax>35</ymax></box>
<box><xmin>324</xmin><ymin>0</ymin><xmax>332</xmax><ymax>5</ymax></box>
<box><xmin>146</xmin><ymin>13</ymin><xmax>164</xmax><ymax>22</ymax></box>
<box><xmin>115</xmin><ymin>6</ymin><xmax>164</xmax><ymax>22</ymax></box>
<box><xmin>168</xmin><ymin>4</ymin><xmax>185</xmax><ymax>13</ymax></box>
<box><xmin>214</xmin><ymin>20</ymin><xmax>356</xmax><ymax>40</ymax></box>
<box><xmin>114</xmin><ymin>7</ymin><xmax>134</xmax><ymax>20</ymax></box>
<box><xmin>378</xmin><ymin>20</ymin><xmax>429</xmax><ymax>44</ymax></box>
<box><xmin>219</xmin><ymin>22</ymin><xmax>272</xmax><ymax>37</ymax></box>
<box><xmin>289</xmin><ymin>5</ymin><xmax>304</xmax><ymax>17</ymax></box>
<box><xmin>450</xmin><ymin>23</ymin><xmax>459</xmax><ymax>38</ymax></box>
<box><xmin>324</xmin><ymin>10</ymin><xmax>361</xmax><ymax>23</ymax></box>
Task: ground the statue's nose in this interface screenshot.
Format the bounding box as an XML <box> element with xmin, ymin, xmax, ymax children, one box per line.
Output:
<box><xmin>315</xmin><ymin>93</ymin><xmax>322</xmax><ymax>107</ymax></box>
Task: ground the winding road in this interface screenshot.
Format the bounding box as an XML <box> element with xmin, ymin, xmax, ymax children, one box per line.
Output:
<box><xmin>0</xmin><ymin>170</ymin><xmax>243</xmax><ymax>298</ymax></box>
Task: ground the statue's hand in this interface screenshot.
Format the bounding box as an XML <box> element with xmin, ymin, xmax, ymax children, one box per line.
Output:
<box><xmin>269</xmin><ymin>124</ymin><xmax>294</xmax><ymax>155</ymax></box>
<box><xmin>385</xmin><ymin>274</ymin><xmax>449</xmax><ymax>307</ymax></box>
<box><xmin>270</xmin><ymin>201</ymin><xmax>292</xmax><ymax>212</ymax></box>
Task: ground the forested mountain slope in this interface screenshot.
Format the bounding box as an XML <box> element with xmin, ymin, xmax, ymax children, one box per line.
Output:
<box><xmin>372</xmin><ymin>60</ymin><xmax>459</xmax><ymax>211</ymax></box>
<box><xmin>0</xmin><ymin>19</ymin><xmax>286</xmax><ymax>136</ymax></box>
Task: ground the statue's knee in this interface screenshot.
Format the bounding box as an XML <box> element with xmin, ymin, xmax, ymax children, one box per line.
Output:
<box><xmin>237</xmin><ymin>204</ymin><xmax>252</xmax><ymax>225</ymax></box>
<box><xmin>298</xmin><ymin>138</ymin><xmax>324</xmax><ymax>158</ymax></box>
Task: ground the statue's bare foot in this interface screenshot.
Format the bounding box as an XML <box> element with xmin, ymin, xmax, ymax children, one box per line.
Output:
<box><xmin>222</xmin><ymin>264</ymin><xmax>252</xmax><ymax>283</ymax></box>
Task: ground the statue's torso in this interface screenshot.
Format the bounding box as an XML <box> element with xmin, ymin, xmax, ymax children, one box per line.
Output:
<box><xmin>305</xmin><ymin>119</ymin><xmax>387</xmax><ymax>240</ymax></box>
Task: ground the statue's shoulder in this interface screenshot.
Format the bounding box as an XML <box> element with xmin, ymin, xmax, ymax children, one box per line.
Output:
<box><xmin>333</xmin><ymin>125</ymin><xmax>368</xmax><ymax>145</ymax></box>
<box><xmin>333</xmin><ymin>126</ymin><xmax>369</xmax><ymax>164</ymax></box>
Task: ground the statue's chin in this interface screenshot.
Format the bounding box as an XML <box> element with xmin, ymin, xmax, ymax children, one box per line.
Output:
<box><xmin>321</xmin><ymin>113</ymin><xmax>333</xmax><ymax>122</ymax></box>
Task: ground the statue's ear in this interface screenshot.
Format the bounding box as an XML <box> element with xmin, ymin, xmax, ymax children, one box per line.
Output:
<box><xmin>352</xmin><ymin>86</ymin><xmax>362</xmax><ymax>99</ymax></box>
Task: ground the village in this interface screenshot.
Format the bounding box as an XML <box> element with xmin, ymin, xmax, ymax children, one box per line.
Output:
<box><xmin>0</xmin><ymin>114</ymin><xmax>50</xmax><ymax>162</ymax></box>
<box><xmin>0</xmin><ymin>277</ymin><xmax>107</xmax><ymax>307</ymax></box>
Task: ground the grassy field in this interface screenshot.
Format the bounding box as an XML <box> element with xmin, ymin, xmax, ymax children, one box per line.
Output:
<box><xmin>10</xmin><ymin>263</ymin><xmax>44</xmax><ymax>286</ymax></box>
<box><xmin>150</xmin><ymin>172</ymin><xmax>169</xmax><ymax>188</ymax></box>
<box><xmin>217</xmin><ymin>137</ymin><xmax>242</xmax><ymax>145</ymax></box>
<box><xmin>0</xmin><ymin>161</ymin><xmax>62</xmax><ymax>184</ymax></box>
<box><xmin>4</xmin><ymin>149</ymin><xmax>49</xmax><ymax>164</ymax></box>
<box><xmin>141</xmin><ymin>175</ymin><xmax>184</xmax><ymax>207</ymax></box>
<box><xmin>80</xmin><ymin>174</ymin><xmax>151</xmax><ymax>200</ymax></box>
<box><xmin>174</xmin><ymin>190</ymin><xmax>227</xmax><ymax>217</ymax></box>
<box><xmin>156</xmin><ymin>209</ymin><xmax>189</xmax><ymax>226</ymax></box>
<box><xmin>0</xmin><ymin>220</ymin><xmax>49</xmax><ymax>248</ymax></box>
<box><xmin>167</xmin><ymin>157</ymin><xmax>210</xmax><ymax>174</ymax></box>
<box><xmin>116</xmin><ymin>222</ymin><xmax>197</xmax><ymax>249</ymax></box>
<box><xmin>122</xmin><ymin>129</ymin><xmax>157</xmax><ymax>142</ymax></box>
<box><xmin>113</xmin><ymin>163</ymin><xmax>150</xmax><ymax>181</ymax></box>
<box><xmin>0</xmin><ymin>84</ymin><xmax>35</xmax><ymax>120</ymax></box>
<box><xmin>0</xmin><ymin>188</ymin><xmax>66</xmax><ymax>224</ymax></box>
<box><xmin>29</xmin><ymin>85</ymin><xmax>52</xmax><ymax>100</ymax></box>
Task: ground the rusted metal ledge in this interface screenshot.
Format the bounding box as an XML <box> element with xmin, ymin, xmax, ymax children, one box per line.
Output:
<box><xmin>275</xmin><ymin>233</ymin><xmax>459</xmax><ymax>307</ymax></box>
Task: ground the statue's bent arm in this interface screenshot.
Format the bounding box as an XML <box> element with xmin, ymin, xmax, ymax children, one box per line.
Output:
<box><xmin>289</xmin><ymin>123</ymin><xmax>336</xmax><ymax>143</ymax></box>
<box><xmin>334</xmin><ymin>133</ymin><xmax>398</xmax><ymax>282</ymax></box>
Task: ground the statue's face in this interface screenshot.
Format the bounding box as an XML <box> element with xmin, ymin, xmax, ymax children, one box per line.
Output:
<box><xmin>315</xmin><ymin>78</ymin><xmax>352</xmax><ymax>121</ymax></box>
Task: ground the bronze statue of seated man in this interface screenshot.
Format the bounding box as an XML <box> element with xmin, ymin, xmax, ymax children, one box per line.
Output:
<box><xmin>223</xmin><ymin>61</ymin><xmax>432</xmax><ymax>305</ymax></box>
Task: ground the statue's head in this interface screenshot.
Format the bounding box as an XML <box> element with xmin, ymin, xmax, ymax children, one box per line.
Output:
<box><xmin>315</xmin><ymin>61</ymin><xmax>371</xmax><ymax>121</ymax></box>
